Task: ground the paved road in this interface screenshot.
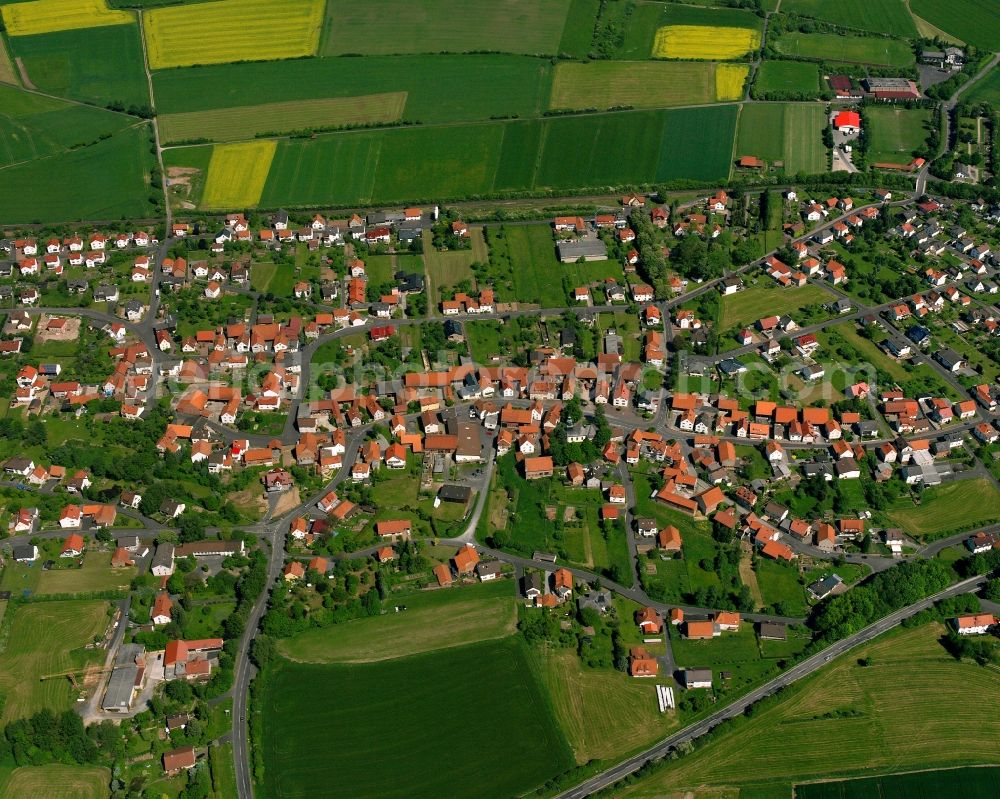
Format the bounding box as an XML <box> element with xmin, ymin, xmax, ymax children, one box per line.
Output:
<box><xmin>554</xmin><ymin>574</ymin><xmax>987</xmax><ymax>798</ymax></box>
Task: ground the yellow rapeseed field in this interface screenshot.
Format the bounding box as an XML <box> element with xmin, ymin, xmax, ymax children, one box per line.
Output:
<box><xmin>1</xmin><ymin>0</ymin><xmax>132</xmax><ymax>36</ymax></box>
<box><xmin>715</xmin><ymin>64</ymin><xmax>749</xmax><ymax>101</ymax></box>
<box><xmin>652</xmin><ymin>25</ymin><xmax>760</xmax><ymax>60</ymax></box>
<box><xmin>144</xmin><ymin>0</ymin><xmax>324</xmax><ymax>69</ymax></box>
<box><xmin>201</xmin><ymin>141</ymin><xmax>276</xmax><ymax>209</ymax></box>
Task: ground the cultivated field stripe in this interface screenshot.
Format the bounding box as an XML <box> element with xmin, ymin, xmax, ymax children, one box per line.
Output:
<box><xmin>550</xmin><ymin>61</ymin><xmax>717</xmax><ymax>110</ymax></box>
<box><xmin>0</xmin><ymin>0</ymin><xmax>133</xmax><ymax>36</ymax></box>
<box><xmin>144</xmin><ymin>0</ymin><xmax>323</xmax><ymax>69</ymax></box>
<box><xmin>715</xmin><ymin>64</ymin><xmax>749</xmax><ymax>101</ymax></box>
<box><xmin>159</xmin><ymin>92</ymin><xmax>408</xmax><ymax>144</ymax></box>
<box><xmin>0</xmin><ymin>36</ymin><xmax>18</xmax><ymax>85</ymax></box>
<box><xmin>201</xmin><ymin>140</ymin><xmax>276</xmax><ymax>209</ymax></box>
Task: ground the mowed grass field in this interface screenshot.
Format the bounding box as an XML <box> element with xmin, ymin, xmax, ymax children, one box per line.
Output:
<box><xmin>145</xmin><ymin>0</ymin><xmax>323</xmax><ymax>68</ymax></box>
<box><xmin>159</xmin><ymin>93</ymin><xmax>407</xmax><ymax>144</ymax></box>
<box><xmin>779</xmin><ymin>0</ymin><xmax>916</xmax><ymax>36</ymax></box>
<box><xmin>720</xmin><ymin>284</ymin><xmax>833</xmax><ymax>329</ymax></box>
<box><xmin>320</xmin><ymin>0</ymin><xmax>572</xmax><ymax>56</ymax></box>
<box><xmin>530</xmin><ymin>648</ymin><xmax>676</xmax><ymax>764</ymax></box>
<box><xmin>0</xmin><ymin>765</ymin><xmax>110</xmax><ymax>799</ymax></box>
<box><xmin>887</xmin><ymin>478</ymin><xmax>1000</xmax><ymax>539</ymax></box>
<box><xmin>910</xmin><ymin>0</ymin><xmax>1000</xmax><ymax>49</ymax></box>
<box><xmin>201</xmin><ymin>140</ymin><xmax>276</xmax><ymax>209</ymax></box>
<box><xmin>1</xmin><ymin>0</ymin><xmax>132</xmax><ymax>36</ymax></box>
<box><xmin>550</xmin><ymin>61</ymin><xmax>720</xmax><ymax>110</ymax></box>
<box><xmin>774</xmin><ymin>32</ymin><xmax>914</xmax><ymax>66</ymax></box>
<box><xmin>797</xmin><ymin>766</ymin><xmax>1000</xmax><ymax>799</ymax></box>
<box><xmin>0</xmin><ymin>125</ymin><xmax>154</xmax><ymax>223</ymax></box>
<box><xmin>151</xmin><ymin>54</ymin><xmax>553</xmax><ymax>126</ymax></box>
<box><xmin>754</xmin><ymin>60</ymin><xmax>820</xmax><ymax>95</ymax></box>
<box><xmin>277</xmin><ymin>581</ymin><xmax>517</xmax><ymax>664</ymax></box>
<box><xmin>0</xmin><ymin>600</ymin><xmax>108</xmax><ymax>723</ymax></box>
<box><xmin>736</xmin><ymin>103</ymin><xmax>828</xmax><ymax>174</ymax></box>
<box><xmin>653</xmin><ymin>24</ymin><xmax>760</xmax><ymax>59</ymax></box>
<box><xmin>260</xmin><ymin>638</ymin><xmax>574</xmax><ymax>799</ymax></box>
<box><xmin>618</xmin><ymin>624</ymin><xmax>1000</xmax><ymax>798</ymax></box>
<box><xmin>9</xmin><ymin>24</ymin><xmax>149</xmax><ymax>109</ymax></box>
<box><xmin>866</xmin><ymin>106</ymin><xmax>933</xmax><ymax>163</ymax></box>
<box><xmin>0</xmin><ymin>83</ymin><xmax>132</xmax><ymax>167</ymax></box>
<box><xmin>36</xmin><ymin>551</ymin><xmax>136</xmax><ymax>595</ymax></box>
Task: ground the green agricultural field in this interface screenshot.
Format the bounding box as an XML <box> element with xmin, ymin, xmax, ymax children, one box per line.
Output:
<box><xmin>736</xmin><ymin>102</ymin><xmax>828</xmax><ymax>174</ymax></box>
<box><xmin>35</xmin><ymin>550</ymin><xmax>135</xmax><ymax>595</ymax></box>
<box><xmin>489</xmin><ymin>224</ymin><xmax>564</xmax><ymax>307</ymax></box>
<box><xmin>0</xmin><ymin>764</ymin><xmax>110</xmax><ymax>799</ymax></box>
<box><xmin>259</xmin><ymin>638</ymin><xmax>574</xmax><ymax>799</ymax></box>
<box><xmin>797</xmin><ymin>766</ymin><xmax>1000</xmax><ymax>799</ymax></box>
<box><xmin>0</xmin><ymin>125</ymin><xmax>154</xmax><ymax>223</ymax></box>
<box><xmin>0</xmin><ymin>83</ymin><xmax>132</xmax><ymax>167</ymax></box>
<box><xmin>779</xmin><ymin>0</ymin><xmax>916</xmax><ymax>35</ymax></box>
<box><xmin>910</xmin><ymin>0</ymin><xmax>1000</xmax><ymax>49</ymax></box>
<box><xmin>866</xmin><ymin>106</ymin><xmax>933</xmax><ymax>163</ymax></box>
<box><xmin>887</xmin><ymin>478</ymin><xmax>1000</xmax><ymax>539</ymax></box>
<box><xmin>550</xmin><ymin>61</ymin><xmax>719</xmax><ymax>110</ymax></box>
<box><xmin>529</xmin><ymin>648</ymin><xmax>676</xmax><ymax>764</ymax></box>
<box><xmin>8</xmin><ymin>23</ymin><xmax>149</xmax><ymax>109</ymax></box>
<box><xmin>774</xmin><ymin>31</ymin><xmax>914</xmax><ymax>66</ymax></box>
<box><xmin>171</xmin><ymin>106</ymin><xmax>738</xmax><ymax>211</ymax></box>
<box><xmin>321</xmin><ymin>0</ymin><xmax>571</xmax><ymax>56</ymax></box>
<box><xmin>159</xmin><ymin>93</ymin><xmax>407</xmax><ymax>144</ymax></box>
<box><xmin>754</xmin><ymin>60</ymin><xmax>820</xmax><ymax>96</ymax></box>
<box><xmin>967</xmin><ymin>64</ymin><xmax>1000</xmax><ymax>107</ymax></box>
<box><xmin>558</xmin><ymin>0</ymin><xmax>600</xmax><ymax>57</ymax></box>
<box><xmin>276</xmin><ymin>580</ymin><xmax>518</xmax><ymax>664</ymax></box>
<box><xmin>719</xmin><ymin>284</ymin><xmax>833</xmax><ymax>329</ymax></box>
<box><xmin>617</xmin><ymin>624</ymin><xmax>1000</xmax><ymax>798</ymax></box>
<box><xmin>152</xmin><ymin>54</ymin><xmax>553</xmax><ymax>125</ymax></box>
<box><xmin>0</xmin><ymin>600</ymin><xmax>108</xmax><ymax>723</ymax></box>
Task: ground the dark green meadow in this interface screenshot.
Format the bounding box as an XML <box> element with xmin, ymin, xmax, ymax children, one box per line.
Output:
<box><xmin>258</xmin><ymin>637</ymin><xmax>573</xmax><ymax>799</ymax></box>
<box><xmin>795</xmin><ymin>766</ymin><xmax>1000</xmax><ymax>799</ymax></box>
<box><xmin>8</xmin><ymin>24</ymin><xmax>150</xmax><ymax>110</ymax></box>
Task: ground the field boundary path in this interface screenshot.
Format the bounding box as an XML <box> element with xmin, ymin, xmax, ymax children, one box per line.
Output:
<box><xmin>136</xmin><ymin>10</ymin><xmax>172</xmax><ymax>232</ymax></box>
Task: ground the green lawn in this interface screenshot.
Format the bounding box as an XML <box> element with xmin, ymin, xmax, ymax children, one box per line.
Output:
<box><xmin>719</xmin><ymin>284</ymin><xmax>832</xmax><ymax>330</ymax></box>
<box><xmin>887</xmin><ymin>478</ymin><xmax>1000</xmax><ymax>539</ymax></box>
<box><xmin>276</xmin><ymin>580</ymin><xmax>517</xmax><ymax>663</ymax></box>
<box><xmin>754</xmin><ymin>556</ymin><xmax>806</xmax><ymax>616</ymax></box>
<box><xmin>866</xmin><ymin>106</ymin><xmax>933</xmax><ymax>163</ymax></box>
<box><xmin>617</xmin><ymin>624</ymin><xmax>1000</xmax><ymax>798</ymax></box>
<box><xmin>35</xmin><ymin>550</ymin><xmax>135</xmax><ymax>596</ymax></box>
<box><xmin>259</xmin><ymin>637</ymin><xmax>574</xmax><ymax>799</ymax></box>
<box><xmin>753</xmin><ymin>60</ymin><xmax>820</xmax><ymax>96</ymax></box>
<box><xmin>736</xmin><ymin>103</ymin><xmax>829</xmax><ymax>174</ymax></box>
<box><xmin>773</xmin><ymin>32</ymin><xmax>914</xmax><ymax>66</ymax></box>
